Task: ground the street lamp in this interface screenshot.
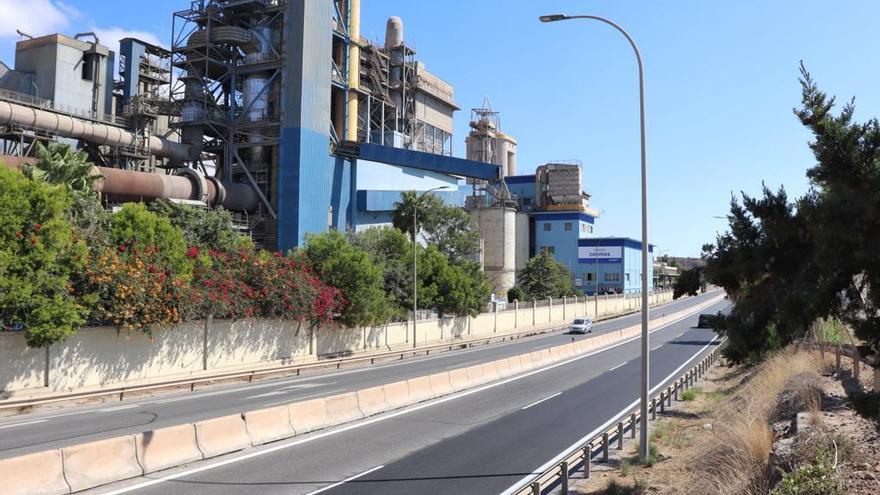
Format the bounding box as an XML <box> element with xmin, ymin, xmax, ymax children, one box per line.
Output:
<box><xmin>540</xmin><ymin>13</ymin><xmax>652</xmax><ymax>463</ymax></box>
<box><xmin>412</xmin><ymin>185</ymin><xmax>451</xmax><ymax>348</ymax></box>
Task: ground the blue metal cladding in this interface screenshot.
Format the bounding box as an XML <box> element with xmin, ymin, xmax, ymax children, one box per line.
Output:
<box><xmin>358</xmin><ymin>143</ymin><xmax>500</xmax><ymax>180</ymax></box>
<box><xmin>277</xmin><ymin>0</ymin><xmax>339</xmax><ymax>252</ymax></box>
<box><xmin>578</xmin><ymin>237</ymin><xmax>655</xmax><ymax>252</ymax></box>
<box><xmin>575</xmin><ymin>239</ymin><xmax>655</xmax><ymax>294</ymax></box>
<box><xmin>118</xmin><ymin>39</ymin><xmax>144</xmax><ymax>105</ymax></box>
<box><xmin>532</xmin><ymin>212</ymin><xmax>596</xmax><ymax>224</ymax></box>
<box><xmin>505</xmin><ymin>174</ymin><xmax>536</xmax><ymax>184</ymax></box>
<box><xmin>357</xmin><ymin>189</ymin><xmax>465</xmax><ymax>212</ymax></box>
<box><xmin>330</xmin><ymin>156</ymin><xmax>356</xmax><ymax>231</ymax></box>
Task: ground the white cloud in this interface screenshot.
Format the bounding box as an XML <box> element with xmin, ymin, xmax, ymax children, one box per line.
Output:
<box><xmin>0</xmin><ymin>0</ymin><xmax>73</xmax><ymax>38</ymax></box>
<box><xmin>92</xmin><ymin>27</ymin><xmax>164</xmax><ymax>53</ymax></box>
<box><xmin>0</xmin><ymin>0</ymin><xmax>163</xmax><ymax>52</ymax></box>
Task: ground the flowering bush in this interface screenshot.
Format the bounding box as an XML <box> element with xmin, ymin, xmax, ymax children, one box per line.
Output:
<box><xmin>85</xmin><ymin>247</ymin><xmax>188</xmax><ymax>332</ymax></box>
<box><xmin>189</xmin><ymin>248</ymin><xmax>344</xmax><ymax>325</ymax></box>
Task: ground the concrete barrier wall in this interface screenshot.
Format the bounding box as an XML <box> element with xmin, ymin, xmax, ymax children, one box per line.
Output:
<box><xmin>0</xmin><ymin>291</ymin><xmax>674</xmax><ymax>396</ymax></box>
<box><xmin>48</xmin><ymin>323</ymin><xmax>204</xmax><ymax>392</ymax></box>
<box><xmin>0</xmin><ymin>449</ymin><xmax>70</xmax><ymax>495</ymax></box>
<box><xmin>0</xmin><ymin>332</ymin><xmax>44</xmax><ymax>394</ymax></box>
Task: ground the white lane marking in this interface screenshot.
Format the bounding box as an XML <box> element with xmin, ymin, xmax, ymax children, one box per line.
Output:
<box><xmin>152</xmin><ymin>388</ymin><xmax>250</xmax><ymax>405</ymax></box>
<box><xmin>446</xmin><ymin>360</ymin><xmax>481</xmax><ymax>370</ymax></box>
<box><xmin>522</xmin><ymin>392</ymin><xmax>562</xmax><ymax>410</ymax></box>
<box><xmin>248</xmin><ymin>391</ymin><xmax>285</xmax><ymax>399</ymax></box>
<box><xmin>99</xmin><ymin>404</ymin><xmax>140</xmax><ymax>413</ymax></box>
<box><xmin>652</xmin><ymin>344</ymin><xmax>664</xmax><ymax>351</ymax></box>
<box><xmin>280</xmin><ymin>382</ymin><xmax>330</xmax><ymax>391</ymax></box>
<box><xmin>499</xmin><ymin>334</ymin><xmax>722</xmax><ymax>495</ymax></box>
<box><xmin>247</xmin><ymin>388</ymin><xmax>346</xmax><ymax>402</ymax></box>
<box><xmin>0</xmin><ymin>419</ymin><xmax>47</xmax><ymax>430</ymax></box>
<box><xmin>95</xmin><ymin>301</ymin><xmax>725</xmax><ymax>495</ymax></box>
<box><xmin>677</xmin><ymin>332</ymin><xmax>684</xmax><ymax>338</ymax></box>
<box><xmin>305</xmin><ymin>465</ymin><xmax>385</xmax><ymax>495</ymax></box>
<box><xmin>255</xmin><ymin>389</ymin><xmax>347</xmax><ymax>408</ymax></box>
<box><xmin>608</xmin><ymin>362</ymin><xmax>628</xmax><ymax>372</ymax></box>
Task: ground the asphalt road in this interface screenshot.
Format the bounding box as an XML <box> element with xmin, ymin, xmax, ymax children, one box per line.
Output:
<box><xmin>86</xmin><ymin>296</ymin><xmax>729</xmax><ymax>495</ymax></box>
<box><xmin>0</xmin><ymin>291</ymin><xmax>722</xmax><ymax>460</ymax></box>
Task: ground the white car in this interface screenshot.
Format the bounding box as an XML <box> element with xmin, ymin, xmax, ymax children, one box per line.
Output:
<box><xmin>570</xmin><ymin>318</ymin><xmax>593</xmax><ymax>334</ymax></box>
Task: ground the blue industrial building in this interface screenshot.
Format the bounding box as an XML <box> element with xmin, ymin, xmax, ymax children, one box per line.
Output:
<box><xmin>577</xmin><ymin>238</ymin><xmax>655</xmax><ymax>295</ymax></box>
<box><xmin>504</xmin><ymin>171</ymin><xmax>653</xmax><ymax>295</ymax></box>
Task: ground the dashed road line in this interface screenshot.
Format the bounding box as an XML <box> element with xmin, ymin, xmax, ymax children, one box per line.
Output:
<box><xmin>521</xmin><ymin>392</ymin><xmax>562</xmax><ymax>410</ymax></box>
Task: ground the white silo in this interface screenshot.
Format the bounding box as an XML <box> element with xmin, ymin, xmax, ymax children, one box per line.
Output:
<box><xmin>470</xmin><ymin>206</ymin><xmax>517</xmax><ymax>294</ymax></box>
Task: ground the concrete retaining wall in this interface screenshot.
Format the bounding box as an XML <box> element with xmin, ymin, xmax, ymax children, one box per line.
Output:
<box><xmin>0</xmin><ymin>291</ymin><xmax>674</xmax><ymax>396</ymax></box>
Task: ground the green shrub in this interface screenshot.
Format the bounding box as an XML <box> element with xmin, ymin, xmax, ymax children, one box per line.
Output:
<box><xmin>108</xmin><ymin>203</ymin><xmax>192</xmax><ymax>280</ymax></box>
<box><xmin>771</xmin><ymin>464</ymin><xmax>843</xmax><ymax>495</ymax></box>
<box><xmin>303</xmin><ymin>231</ymin><xmax>390</xmax><ymax>327</ymax></box>
<box><xmin>148</xmin><ymin>199</ymin><xmax>251</xmax><ymax>253</ymax></box>
<box><xmin>0</xmin><ymin>167</ymin><xmax>88</xmax><ymax>347</ymax></box>
<box><xmin>682</xmin><ymin>389</ymin><xmax>698</xmax><ymax>401</ymax></box>
<box><xmin>507</xmin><ymin>286</ymin><xmax>527</xmax><ymax>303</ymax></box>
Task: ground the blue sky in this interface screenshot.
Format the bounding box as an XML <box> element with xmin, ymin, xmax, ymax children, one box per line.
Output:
<box><xmin>1</xmin><ymin>1</ymin><xmax>878</xmax><ymax>257</ymax></box>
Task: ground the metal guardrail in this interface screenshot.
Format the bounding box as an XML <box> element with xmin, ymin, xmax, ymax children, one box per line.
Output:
<box><xmin>0</xmin><ymin>322</ymin><xmax>573</xmax><ymax>411</ymax></box>
<box><xmin>0</xmin><ymin>88</ymin><xmax>126</xmax><ymax>126</ymax></box>
<box><xmin>512</xmin><ymin>340</ymin><xmax>726</xmax><ymax>495</ymax></box>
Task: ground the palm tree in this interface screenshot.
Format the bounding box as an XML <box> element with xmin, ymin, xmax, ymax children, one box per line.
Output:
<box><xmin>24</xmin><ymin>143</ymin><xmax>102</xmax><ymax>199</ymax></box>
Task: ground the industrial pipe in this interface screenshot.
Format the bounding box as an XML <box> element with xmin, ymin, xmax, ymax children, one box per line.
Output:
<box><xmin>0</xmin><ymin>100</ymin><xmax>192</xmax><ymax>161</ymax></box>
<box><xmin>346</xmin><ymin>0</ymin><xmax>361</xmax><ymax>141</ymax></box>
<box><xmin>95</xmin><ymin>167</ymin><xmax>258</xmax><ymax>212</ymax></box>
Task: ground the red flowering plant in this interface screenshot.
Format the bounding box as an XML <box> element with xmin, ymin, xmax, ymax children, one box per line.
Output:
<box><xmin>188</xmin><ymin>248</ymin><xmax>345</xmax><ymax>326</ymax></box>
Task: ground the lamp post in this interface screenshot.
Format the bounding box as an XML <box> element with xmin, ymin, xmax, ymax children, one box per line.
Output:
<box><xmin>412</xmin><ymin>186</ymin><xmax>451</xmax><ymax>348</ymax></box>
<box><xmin>540</xmin><ymin>13</ymin><xmax>651</xmax><ymax>463</ymax></box>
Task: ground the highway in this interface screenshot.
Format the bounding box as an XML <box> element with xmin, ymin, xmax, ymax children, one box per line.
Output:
<box><xmin>86</xmin><ymin>295</ymin><xmax>729</xmax><ymax>495</ymax></box>
<box><xmin>0</xmin><ymin>292</ymin><xmax>719</xmax><ymax>460</ymax></box>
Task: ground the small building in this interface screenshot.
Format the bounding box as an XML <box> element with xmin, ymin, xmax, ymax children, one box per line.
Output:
<box><xmin>653</xmin><ymin>261</ymin><xmax>680</xmax><ymax>289</ymax></box>
<box><xmin>578</xmin><ymin>238</ymin><xmax>655</xmax><ymax>295</ymax></box>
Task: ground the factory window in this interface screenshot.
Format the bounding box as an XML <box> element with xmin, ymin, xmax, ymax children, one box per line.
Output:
<box><xmin>543</xmin><ymin>223</ymin><xmax>551</xmax><ymax>232</ymax></box>
<box><xmin>565</xmin><ymin>222</ymin><xmax>573</xmax><ymax>232</ymax></box>
<box><xmin>626</xmin><ymin>273</ymin><xmax>631</xmax><ymax>282</ymax></box>
<box><xmin>82</xmin><ymin>53</ymin><xmax>95</xmax><ymax>81</ymax></box>
<box><xmin>586</xmin><ymin>273</ymin><xmax>593</xmax><ymax>281</ymax></box>
<box><xmin>604</xmin><ymin>273</ymin><xmax>621</xmax><ymax>282</ymax></box>
<box><xmin>523</xmin><ymin>198</ymin><xmax>532</xmax><ymax>206</ymax></box>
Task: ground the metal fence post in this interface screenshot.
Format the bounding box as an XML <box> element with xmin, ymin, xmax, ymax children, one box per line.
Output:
<box><xmin>514</xmin><ymin>300</ymin><xmax>519</xmax><ymax>329</ymax></box>
<box><xmin>561</xmin><ymin>461</ymin><xmax>569</xmax><ymax>495</ymax></box>
<box><xmin>531</xmin><ymin>481</ymin><xmax>540</xmax><ymax>495</ymax></box>
<box><xmin>602</xmin><ymin>432</ymin><xmax>609</xmax><ymax>462</ymax></box>
<box><xmin>674</xmin><ymin>381</ymin><xmax>680</xmax><ymax>400</ymax></box>
<box><xmin>667</xmin><ymin>386</ymin><xmax>673</xmax><ymax>406</ymax></box>
<box><xmin>583</xmin><ymin>445</ymin><xmax>591</xmax><ymax>479</ymax></box>
<box><xmin>659</xmin><ymin>392</ymin><xmax>665</xmax><ymax>413</ymax></box>
<box><xmin>651</xmin><ymin>397</ymin><xmax>656</xmax><ymax>420</ymax></box>
<box><xmin>630</xmin><ymin>413</ymin><xmax>637</xmax><ymax>439</ymax></box>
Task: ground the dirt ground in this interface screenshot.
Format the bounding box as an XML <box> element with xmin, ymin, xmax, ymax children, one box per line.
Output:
<box><xmin>570</xmin><ymin>352</ymin><xmax>880</xmax><ymax>494</ymax></box>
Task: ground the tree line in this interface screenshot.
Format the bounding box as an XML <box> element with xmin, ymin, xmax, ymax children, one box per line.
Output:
<box><xmin>694</xmin><ymin>65</ymin><xmax>880</xmax><ymax>366</ymax></box>
<box><xmin>0</xmin><ymin>144</ymin><xmax>492</xmax><ymax>348</ymax></box>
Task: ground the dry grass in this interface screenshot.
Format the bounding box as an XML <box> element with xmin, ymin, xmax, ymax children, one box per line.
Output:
<box><xmin>672</xmin><ymin>350</ymin><xmax>822</xmax><ymax>495</ymax></box>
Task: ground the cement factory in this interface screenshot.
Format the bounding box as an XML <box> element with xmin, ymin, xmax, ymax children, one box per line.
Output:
<box><xmin>0</xmin><ymin>0</ymin><xmax>657</xmax><ymax>296</ymax></box>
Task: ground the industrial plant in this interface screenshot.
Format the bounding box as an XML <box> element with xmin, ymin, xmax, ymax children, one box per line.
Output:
<box><xmin>0</xmin><ymin>0</ymin><xmax>654</xmax><ymax>295</ymax></box>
